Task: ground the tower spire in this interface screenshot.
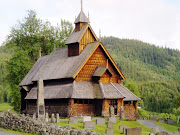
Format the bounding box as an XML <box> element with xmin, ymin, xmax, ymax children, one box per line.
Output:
<box><xmin>81</xmin><ymin>0</ymin><xmax>83</xmax><ymax>11</ymax></box>
<box><xmin>99</xmin><ymin>29</ymin><xmax>101</xmax><ymax>41</ymax></box>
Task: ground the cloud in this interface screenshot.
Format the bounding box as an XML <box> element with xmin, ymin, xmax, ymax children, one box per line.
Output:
<box><xmin>0</xmin><ymin>0</ymin><xmax>180</xmax><ymax>50</ymax></box>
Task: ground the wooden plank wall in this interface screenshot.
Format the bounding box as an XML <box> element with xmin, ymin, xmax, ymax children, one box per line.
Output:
<box><xmin>124</xmin><ymin>101</ymin><xmax>138</xmax><ymax>117</ymax></box>
<box><xmin>76</xmin><ymin>46</ymin><xmax>121</xmax><ymax>83</ymax></box>
<box><xmin>68</xmin><ymin>99</ymin><xmax>95</xmax><ymax>116</ymax></box>
<box><xmin>79</xmin><ymin>28</ymin><xmax>95</xmax><ymax>53</ymax></box>
<box><xmin>68</xmin><ymin>43</ymin><xmax>79</xmax><ymax>57</ymax></box>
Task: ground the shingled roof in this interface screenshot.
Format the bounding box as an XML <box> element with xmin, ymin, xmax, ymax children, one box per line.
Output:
<box><xmin>20</xmin><ymin>41</ymin><xmax>99</xmax><ymax>86</ymax></box>
<box><xmin>72</xmin><ymin>81</ymin><xmax>102</xmax><ymax>99</ymax></box>
<box><xmin>25</xmin><ymin>81</ymin><xmax>140</xmax><ymax>101</ymax></box>
<box><xmin>74</xmin><ymin>10</ymin><xmax>89</xmax><ymax>24</ymax></box>
<box><xmin>66</xmin><ymin>24</ymin><xmax>98</xmax><ymax>45</ymax></box>
<box><xmin>113</xmin><ymin>83</ymin><xmax>140</xmax><ymax>101</ymax></box>
<box><xmin>93</xmin><ymin>66</ymin><xmax>112</xmax><ymax>77</ymax></box>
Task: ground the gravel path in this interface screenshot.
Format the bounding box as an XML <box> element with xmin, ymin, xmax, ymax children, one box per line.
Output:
<box><xmin>0</xmin><ymin>129</ymin><xmax>19</xmax><ymax>135</ymax></box>
<box><xmin>138</xmin><ymin>120</ymin><xmax>172</xmax><ymax>134</ymax></box>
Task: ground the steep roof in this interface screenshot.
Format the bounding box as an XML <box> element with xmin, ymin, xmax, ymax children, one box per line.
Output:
<box><xmin>66</xmin><ymin>24</ymin><xmax>98</xmax><ymax>45</ymax></box>
<box><xmin>20</xmin><ymin>41</ymin><xmax>99</xmax><ymax>86</ymax></box>
<box><xmin>72</xmin><ymin>81</ymin><xmax>102</xmax><ymax>99</ymax></box>
<box><xmin>19</xmin><ymin>55</ymin><xmax>49</xmax><ymax>86</ymax></box>
<box><xmin>25</xmin><ymin>81</ymin><xmax>139</xmax><ymax>101</ymax></box>
<box><xmin>20</xmin><ymin>41</ymin><xmax>125</xmax><ymax>86</ymax></box>
<box><xmin>74</xmin><ymin>11</ymin><xmax>89</xmax><ymax>24</ymax></box>
<box><xmin>99</xmin><ymin>83</ymin><xmax>125</xmax><ymax>99</ymax></box>
<box><xmin>113</xmin><ymin>83</ymin><xmax>140</xmax><ymax>101</ymax></box>
<box><xmin>25</xmin><ymin>83</ymin><xmax>73</xmax><ymax>99</ymax></box>
<box><xmin>93</xmin><ymin>66</ymin><xmax>112</xmax><ymax>77</ymax></box>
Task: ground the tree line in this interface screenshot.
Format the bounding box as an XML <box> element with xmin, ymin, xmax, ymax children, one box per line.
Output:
<box><xmin>0</xmin><ymin>11</ymin><xmax>179</xmax><ymax>114</ymax></box>
<box><xmin>0</xmin><ymin>10</ymin><xmax>73</xmax><ymax>111</ymax></box>
<box><xmin>102</xmin><ymin>36</ymin><xmax>180</xmax><ymax>113</ymax></box>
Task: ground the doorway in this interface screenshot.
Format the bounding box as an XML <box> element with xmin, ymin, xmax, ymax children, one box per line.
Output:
<box><xmin>109</xmin><ymin>99</ymin><xmax>117</xmax><ymax>115</ymax></box>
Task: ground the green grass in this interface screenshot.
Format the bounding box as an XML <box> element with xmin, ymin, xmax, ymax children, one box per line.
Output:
<box><xmin>0</xmin><ymin>102</ymin><xmax>13</xmax><ymax>112</ymax></box>
<box><xmin>0</xmin><ymin>127</ymin><xmax>31</xmax><ymax>135</ymax></box>
<box><xmin>152</xmin><ymin>121</ymin><xmax>180</xmax><ymax>132</ymax></box>
<box><xmin>57</xmin><ymin>119</ymin><xmax>152</xmax><ymax>135</ymax></box>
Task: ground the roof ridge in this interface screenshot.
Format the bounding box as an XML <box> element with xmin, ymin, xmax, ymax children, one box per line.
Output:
<box><xmin>110</xmin><ymin>83</ymin><xmax>126</xmax><ymax>98</ymax></box>
<box><xmin>120</xmin><ymin>84</ymin><xmax>140</xmax><ymax>100</ymax></box>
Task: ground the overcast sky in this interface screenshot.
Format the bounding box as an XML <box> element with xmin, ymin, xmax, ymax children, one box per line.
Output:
<box><xmin>0</xmin><ymin>0</ymin><xmax>180</xmax><ymax>50</ymax></box>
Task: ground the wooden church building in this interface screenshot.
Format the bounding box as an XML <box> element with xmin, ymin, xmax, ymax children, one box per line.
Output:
<box><xmin>19</xmin><ymin>3</ymin><xmax>140</xmax><ymax>118</ymax></box>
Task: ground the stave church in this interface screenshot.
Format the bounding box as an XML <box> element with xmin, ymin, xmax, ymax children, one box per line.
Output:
<box><xmin>19</xmin><ymin>1</ymin><xmax>140</xmax><ymax>118</ymax></box>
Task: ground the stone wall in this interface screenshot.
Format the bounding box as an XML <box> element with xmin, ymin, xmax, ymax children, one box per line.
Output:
<box><xmin>0</xmin><ymin>111</ymin><xmax>101</xmax><ymax>135</ymax></box>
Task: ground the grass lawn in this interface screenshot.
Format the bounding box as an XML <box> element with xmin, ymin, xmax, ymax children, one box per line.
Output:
<box><xmin>0</xmin><ymin>127</ymin><xmax>30</xmax><ymax>135</ymax></box>
<box><xmin>152</xmin><ymin>121</ymin><xmax>180</xmax><ymax>132</ymax></box>
<box><xmin>0</xmin><ymin>102</ymin><xmax>13</xmax><ymax>112</ymax></box>
<box><xmin>57</xmin><ymin>119</ymin><xmax>152</xmax><ymax>135</ymax></box>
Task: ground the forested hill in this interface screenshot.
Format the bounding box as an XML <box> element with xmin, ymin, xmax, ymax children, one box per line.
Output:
<box><xmin>102</xmin><ymin>36</ymin><xmax>180</xmax><ymax>113</ymax></box>
<box><xmin>0</xmin><ymin>35</ymin><xmax>180</xmax><ymax>113</ymax></box>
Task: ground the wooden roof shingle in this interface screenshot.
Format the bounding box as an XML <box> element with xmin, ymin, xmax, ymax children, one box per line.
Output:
<box><xmin>99</xmin><ymin>83</ymin><xmax>125</xmax><ymax>99</ymax></box>
<box><xmin>113</xmin><ymin>83</ymin><xmax>140</xmax><ymax>101</ymax></box>
<box><xmin>93</xmin><ymin>66</ymin><xmax>112</xmax><ymax>77</ymax></box>
<box><xmin>25</xmin><ymin>83</ymin><xmax>72</xmax><ymax>99</ymax></box>
<box><xmin>66</xmin><ymin>24</ymin><xmax>98</xmax><ymax>45</ymax></box>
<box><xmin>25</xmin><ymin>81</ymin><xmax>140</xmax><ymax>101</ymax></box>
<box><xmin>71</xmin><ymin>81</ymin><xmax>102</xmax><ymax>99</ymax></box>
<box><xmin>20</xmin><ymin>41</ymin><xmax>99</xmax><ymax>86</ymax></box>
<box><xmin>74</xmin><ymin>11</ymin><xmax>89</xmax><ymax>24</ymax></box>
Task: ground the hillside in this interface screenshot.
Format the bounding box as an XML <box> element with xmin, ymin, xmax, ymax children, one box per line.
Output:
<box><xmin>0</xmin><ymin>36</ymin><xmax>180</xmax><ymax>113</ymax></box>
<box><xmin>102</xmin><ymin>36</ymin><xmax>180</xmax><ymax>113</ymax></box>
<box><xmin>0</xmin><ymin>45</ymin><xmax>14</xmax><ymax>103</ymax></box>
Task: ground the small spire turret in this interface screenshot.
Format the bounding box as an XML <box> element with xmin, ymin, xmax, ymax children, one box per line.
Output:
<box><xmin>99</xmin><ymin>29</ymin><xmax>101</xmax><ymax>41</ymax></box>
<box><xmin>81</xmin><ymin>0</ymin><xmax>83</xmax><ymax>11</ymax></box>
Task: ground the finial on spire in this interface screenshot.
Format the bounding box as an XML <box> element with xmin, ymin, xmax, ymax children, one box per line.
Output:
<box><xmin>39</xmin><ymin>48</ymin><xmax>41</xmax><ymax>58</ymax></box>
<box><xmin>99</xmin><ymin>29</ymin><xmax>101</xmax><ymax>41</ymax></box>
<box><xmin>81</xmin><ymin>0</ymin><xmax>83</xmax><ymax>11</ymax></box>
<box><xmin>106</xmin><ymin>59</ymin><xmax>108</xmax><ymax>69</ymax></box>
<box><xmin>88</xmin><ymin>11</ymin><xmax>89</xmax><ymax>22</ymax></box>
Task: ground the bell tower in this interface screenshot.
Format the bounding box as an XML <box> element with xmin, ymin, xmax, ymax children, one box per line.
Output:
<box><xmin>66</xmin><ymin>0</ymin><xmax>97</xmax><ymax>57</ymax></box>
<box><xmin>74</xmin><ymin>0</ymin><xmax>89</xmax><ymax>32</ymax></box>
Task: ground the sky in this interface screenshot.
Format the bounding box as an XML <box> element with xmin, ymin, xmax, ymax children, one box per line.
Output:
<box><xmin>0</xmin><ymin>0</ymin><xmax>180</xmax><ymax>50</ymax></box>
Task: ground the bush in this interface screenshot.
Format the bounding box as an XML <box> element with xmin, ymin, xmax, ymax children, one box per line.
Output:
<box><xmin>138</xmin><ymin>109</ymin><xmax>149</xmax><ymax>119</ymax></box>
<box><xmin>123</xmin><ymin>116</ymin><xmax>136</xmax><ymax>121</ymax></box>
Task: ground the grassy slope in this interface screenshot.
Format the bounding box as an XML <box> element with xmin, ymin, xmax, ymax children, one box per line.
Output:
<box><xmin>57</xmin><ymin>119</ymin><xmax>152</xmax><ymax>135</ymax></box>
<box><xmin>0</xmin><ymin>127</ymin><xmax>30</xmax><ymax>135</ymax></box>
<box><xmin>152</xmin><ymin>121</ymin><xmax>179</xmax><ymax>132</ymax></box>
<box><xmin>0</xmin><ymin>102</ymin><xmax>13</xmax><ymax>112</ymax></box>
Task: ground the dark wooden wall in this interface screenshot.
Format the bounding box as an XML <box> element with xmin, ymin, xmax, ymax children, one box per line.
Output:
<box><xmin>26</xmin><ymin>99</ymin><xmax>69</xmax><ymax>117</ymax></box>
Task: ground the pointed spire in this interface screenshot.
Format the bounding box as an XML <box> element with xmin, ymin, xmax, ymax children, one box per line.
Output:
<box><xmin>106</xmin><ymin>59</ymin><xmax>108</xmax><ymax>69</ymax></box>
<box><xmin>81</xmin><ymin>0</ymin><xmax>83</xmax><ymax>11</ymax></box>
<box><xmin>39</xmin><ymin>48</ymin><xmax>41</xmax><ymax>58</ymax></box>
<box><xmin>99</xmin><ymin>29</ymin><xmax>101</xmax><ymax>41</ymax></box>
<box><xmin>88</xmin><ymin>11</ymin><xmax>89</xmax><ymax>20</ymax></box>
<box><xmin>74</xmin><ymin>0</ymin><xmax>89</xmax><ymax>24</ymax></box>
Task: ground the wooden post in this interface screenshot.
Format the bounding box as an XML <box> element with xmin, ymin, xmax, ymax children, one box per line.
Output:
<box><xmin>68</xmin><ymin>99</ymin><xmax>74</xmax><ymax>117</ymax></box>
